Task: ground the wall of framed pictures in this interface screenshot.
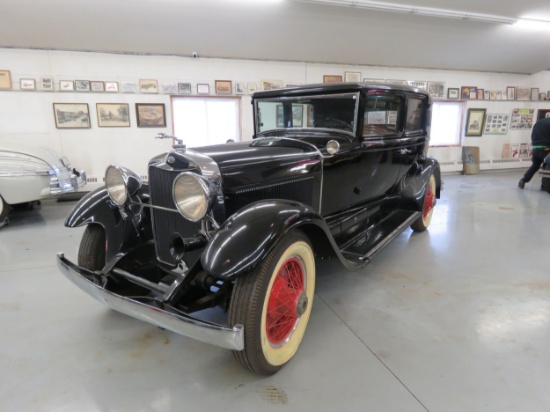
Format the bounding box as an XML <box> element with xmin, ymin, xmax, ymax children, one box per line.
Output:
<box><xmin>1</xmin><ymin>47</ymin><xmax>549</xmax><ymax>184</ymax></box>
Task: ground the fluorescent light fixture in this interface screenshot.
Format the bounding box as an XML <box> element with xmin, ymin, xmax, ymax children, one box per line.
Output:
<box><xmin>514</xmin><ymin>18</ymin><xmax>550</xmax><ymax>31</ymax></box>
<box><xmin>293</xmin><ymin>0</ymin><xmax>518</xmax><ymax>25</ymax></box>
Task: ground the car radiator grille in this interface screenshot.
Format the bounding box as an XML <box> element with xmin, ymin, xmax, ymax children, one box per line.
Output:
<box><xmin>148</xmin><ymin>166</ymin><xmax>202</xmax><ymax>267</ymax></box>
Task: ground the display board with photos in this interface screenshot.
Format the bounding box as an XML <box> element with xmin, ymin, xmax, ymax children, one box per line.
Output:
<box><xmin>483</xmin><ymin>113</ymin><xmax>510</xmax><ymax>135</ymax></box>
<box><xmin>510</xmin><ymin>108</ymin><xmax>534</xmax><ymax>130</ymax></box>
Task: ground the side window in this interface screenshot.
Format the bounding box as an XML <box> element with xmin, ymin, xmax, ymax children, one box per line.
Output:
<box><xmin>363</xmin><ymin>93</ymin><xmax>402</xmax><ymax>137</ymax></box>
<box><xmin>406</xmin><ymin>98</ymin><xmax>424</xmax><ymax>133</ymax></box>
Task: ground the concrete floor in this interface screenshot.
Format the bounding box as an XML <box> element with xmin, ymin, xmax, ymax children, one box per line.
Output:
<box><xmin>1</xmin><ymin>170</ymin><xmax>549</xmax><ymax>412</ymax></box>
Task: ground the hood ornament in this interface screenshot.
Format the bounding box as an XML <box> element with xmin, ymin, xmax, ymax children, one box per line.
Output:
<box><xmin>155</xmin><ymin>133</ymin><xmax>186</xmax><ymax>153</ymax></box>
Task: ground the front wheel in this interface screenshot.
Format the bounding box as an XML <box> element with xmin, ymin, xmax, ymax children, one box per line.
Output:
<box><xmin>78</xmin><ymin>224</ymin><xmax>106</xmax><ymax>270</ymax></box>
<box><xmin>410</xmin><ymin>174</ymin><xmax>436</xmax><ymax>232</ymax></box>
<box><xmin>229</xmin><ymin>230</ymin><xmax>315</xmax><ymax>375</ymax></box>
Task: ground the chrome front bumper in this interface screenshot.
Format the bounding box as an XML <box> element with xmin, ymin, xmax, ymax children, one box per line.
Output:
<box><xmin>57</xmin><ymin>253</ymin><xmax>244</xmax><ymax>351</ymax></box>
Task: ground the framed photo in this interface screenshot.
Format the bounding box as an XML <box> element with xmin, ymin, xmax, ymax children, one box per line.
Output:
<box><xmin>427</xmin><ymin>81</ymin><xmax>445</xmax><ymax>98</ymax></box>
<box><xmin>516</xmin><ymin>87</ymin><xmax>529</xmax><ymax>101</ymax></box>
<box><xmin>530</xmin><ymin>88</ymin><xmax>540</xmax><ymax>101</ymax></box>
<box><xmin>323</xmin><ymin>75</ymin><xmax>343</xmax><ymax>84</ymax></box>
<box><xmin>75</xmin><ymin>80</ymin><xmax>90</xmax><ymax>92</ymax></box>
<box><xmin>465</xmin><ymin>108</ymin><xmax>486</xmax><ymax>137</ymax></box>
<box><xmin>105</xmin><ymin>82</ymin><xmax>119</xmax><ymax>92</ymax></box>
<box><xmin>122</xmin><ymin>82</ymin><xmax>136</xmax><ymax>93</ymax></box>
<box><xmin>0</xmin><ymin>70</ymin><xmax>12</xmax><ymax>90</ymax></box>
<box><xmin>235</xmin><ymin>82</ymin><xmax>245</xmax><ymax>95</ymax></box>
<box><xmin>447</xmin><ymin>88</ymin><xmax>459</xmax><ymax>99</ymax></box>
<box><xmin>136</xmin><ymin>103</ymin><xmax>166</xmax><ymax>127</ymax></box>
<box><xmin>247</xmin><ymin>83</ymin><xmax>257</xmax><ymax>94</ymax></box>
<box><xmin>20</xmin><ymin>79</ymin><xmax>36</xmax><ymax>91</ymax></box>
<box><xmin>408</xmin><ymin>80</ymin><xmax>428</xmax><ymax>90</ymax></box>
<box><xmin>506</xmin><ymin>86</ymin><xmax>516</xmax><ymax>100</ymax></box>
<box><xmin>344</xmin><ymin>71</ymin><xmax>361</xmax><ymax>82</ymax></box>
<box><xmin>91</xmin><ymin>81</ymin><xmax>105</xmax><ymax>92</ymax></box>
<box><xmin>261</xmin><ymin>79</ymin><xmax>283</xmax><ymax>90</ymax></box>
<box><xmin>496</xmin><ymin>91</ymin><xmax>503</xmax><ymax>100</ymax></box>
<box><xmin>484</xmin><ymin>90</ymin><xmax>490</xmax><ymax>100</ymax></box>
<box><xmin>197</xmin><ymin>83</ymin><xmax>210</xmax><ymax>94</ymax></box>
<box><xmin>489</xmin><ymin>91</ymin><xmax>497</xmax><ymax>100</ymax></box>
<box><xmin>177</xmin><ymin>83</ymin><xmax>192</xmax><ymax>94</ymax></box>
<box><xmin>215</xmin><ymin>80</ymin><xmax>232</xmax><ymax>95</ymax></box>
<box><xmin>96</xmin><ymin>103</ymin><xmax>130</xmax><ymax>127</ymax></box>
<box><xmin>477</xmin><ymin>89</ymin><xmax>484</xmax><ymax>100</ymax></box>
<box><xmin>363</xmin><ymin>78</ymin><xmax>385</xmax><ymax>83</ymax></box>
<box><xmin>59</xmin><ymin>80</ymin><xmax>74</xmax><ymax>91</ymax></box>
<box><xmin>540</xmin><ymin>93</ymin><xmax>547</xmax><ymax>101</ymax></box>
<box><xmin>461</xmin><ymin>86</ymin><xmax>477</xmax><ymax>99</ymax></box>
<box><xmin>41</xmin><ymin>77</ymin><xmax>54</xmax><ymax>91</ymax></box>
<box><xmin>163</xmin><ymin>83</ymin><xmax>177</xmax><ymax>94</ymax></box>
<box><xmin>139</xmin><ymin>79</ymin><xmax>158</xmax><ymax>94</ymax></box>
<box><xmin>53</xmin><ymin>103</ymin><xmax>91</xmax><ymax>129</ymax></box>
<box><xmin>386</xmin><ymin>79</ymin><xmax>408</xmax><ymax>85</ymax></box>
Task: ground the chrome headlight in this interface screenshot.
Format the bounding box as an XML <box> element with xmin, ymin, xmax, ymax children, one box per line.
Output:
<box><xmin>105</xmin><ymin>165</ymin><xmax>142</xmax><ymax>206</ymax></box>
<box><xmin>172</xmin><ymin>172</ymin><xmax>214</xmax><ymax>222</ymax></box>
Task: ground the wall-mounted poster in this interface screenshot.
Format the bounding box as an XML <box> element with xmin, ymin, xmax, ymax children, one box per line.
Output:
<box><xmin>511</xmin><ymin>144</ymin><xmax>519</xmax><ymax>158</ymax></box>
<box><xmin>465</xmin><ymin>108</ymin><xmax>486</xmax><ymax>137</ymax></box>
<box><xmin>510</xmin><ymin>108</ymin><xmax>534</xmax><ymax>130</ymax></box>
<box><xmin>262</xmin><ymin>79</ymin><xmax>284</xmax><ymax>90</ymax></box>
<box><xmin>96</xmin><ymin>103</ymin><xmax>130</xmax><ymax>127</ymax></box>
<box><xmin>483</xmin><ymin>113</ymin><xmax>510</xmax><ymax>135</ymax></box>
<box><xmin>519</xmin><ymin>143</ymin><xmax>529</xmax><ymax>158</ymax></box>
<box><xmin>501</xmin><ymin>143</ymin><xmax>511</xmax><ymax>159</ymax></box>
<box><xmin>53</xmin><ymin>103</ymin><xmax>91</xmax><ymax>129</ymax></box>
<box><xmin>136</xmin><ymin>103</ymin><xmax>166</xmax><ymax>127</ymax></box>
<box><xmin>139</xmin><ymin>79</ymin><xmax>158</xmax><ymax>94</ymax></box>
<box><xmin>0</xmin><ymin>70</ymin><xmax>12</xmax><ymax>89</ymax></box>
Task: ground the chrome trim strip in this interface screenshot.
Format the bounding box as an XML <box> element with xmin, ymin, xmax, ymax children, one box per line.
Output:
<box><xmin>130</xmin><ymin>201</ymin><xmax>180</xmax><ymax>214</ymax></box>
<box><xmin>57</xmin><ymin>253</ymin><xmax>244</xmax><ymax>351</ymax></box>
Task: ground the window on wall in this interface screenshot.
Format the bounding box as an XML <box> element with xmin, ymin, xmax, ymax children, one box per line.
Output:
<box><xmin>429</xmin><ymin>101</ymin><xmax>463</xmax><ymax>146</ymax></box>
<box><xmin>172</xmin><ymin>97</ymin><xmax>241</xmax><ymax>147</ymax></box>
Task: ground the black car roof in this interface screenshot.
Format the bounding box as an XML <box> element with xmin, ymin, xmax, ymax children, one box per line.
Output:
<box><xmin>252</xmin><ymin>82</ymin><xmax>431</xmax><ymax>100</ymax></box>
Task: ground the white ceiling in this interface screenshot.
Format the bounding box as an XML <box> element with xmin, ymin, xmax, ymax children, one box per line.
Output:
<box><xmin>1</xmin><ymin>0</ymin><xmax>550</xmax><ymax>74</ymax></box>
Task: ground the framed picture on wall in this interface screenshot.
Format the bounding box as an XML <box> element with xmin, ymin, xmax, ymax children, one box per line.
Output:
<box><xmin>91</xmin><ymin>81</ymin><xmax>105</xmax><ymax>92</ymax></box>
<box><xmin>59</xmin><ymin>80</ymin><xmax>75</xmax><ymax>91</ymax></box>
<box><xmin>53</xmin><ymin>103</ymin><xmax>91</xmax><ymax>129</ymax></box>
<box><xmin>122</xmin><ymin>82</ymin><xmax>136</xmax><ymax>93</ymax></box>
<box><xmin>506</xmin><ymin>86</ymin><xmax>516</xmax><ymax>100</ymax></box>
<box><xmin>96</xmin><ymin>103</ymin><xmax>130</xmax><ymax>127</ymax></box>
<box><xmin>465</xmin><ymin>108</ymin><xmax>486</xmax><ymax>137</ymax></box>
<box><xmin>261</xmin><ymin>79</ymin><xmax>284</xmax><ymax>90</ymax></box>
<box><xmin>477</xmin><ymin>89</ymin><xmax>484</xmax><ymax>100</ymax></box>
<box><xmin>75</xmin><ymin>80</ymin><xmax>90</xmax><ymax>92</ymax></box>
<box><xmin>247</xmin><ymin>83</ymin><xmax>257</xmax><ymax>94</ymax></box>
<box><xmin>461</xmin><ymin>86</ymin><xmax>477</xmax><ymax>99</ymax></box>
<box><xmin>0</xmin><ymin>70</ymin><xmax>12</xmax><ymax>90</ymax></box>
<box><xmin>215</xmin><ymin>80</ymin><xmax>232</xmax><ymax>95</ymax></box>
<box><xmin>344</xmin><ymin>71</ymin><xmax>361</xmax><ymax>82</ymax></box>
<box><xmin>139</xmin><ymin>79</ymin><xmax>158</xmax><ymax>94</ymax></box>
<box><xmin>105</xmin><ymin>82</ymin><xmax>119</xmax><ymax>92</ymax></box>
<box><xmin>427</xmin><ymin>81</ymin><xmax>445</xmax><ymax>98</ymax></box>
<box><xmin>323</xmin><ymin>75</ymin><xmax>342</xmax><ymax>84</ymax></box>
<box><xmin>530</xmin><ymin>88</ymin><xmax>540</xmax><ymax>101</ymax></box>
<box><xmin>447</xmin><ymin>88</ymin><xmax>459</xmax><ymax>99</ymax></box>
<box><xmin>516</xmin><ymin>87</ymin><xmax>530</xmax><ymax>100</ymax></box>
<box><xmin>177</xmin><ymin>83</ymin><xmax>192</xmax><ymax>94</ymax></box>
<box><xmin>20</xmin><ymin>79</ymin><xmax>36</xmax><ymax>90</ymax></box>
<box><xmin>197</xmin><ymin>83</ymin><xmax>210</xmax><ymax>94</ymax></box>
<box><xmin>235</xmin><ymin>82</ymin><xmax>245</xmax><ymax>95</ymax></box>
<box><xmin>41</xmin><ymin>77</ymin><xmax>53</xmax><ymax>91</ymax></box>
<box><xmin>136</xmin><ymin>103</ymin><xmax>166</xmax><ymax>127</ymax></box>
<box><xmin>484</xmin><ymin>90</ymin><xmax>490</xmax><ymax>100</ymax></box>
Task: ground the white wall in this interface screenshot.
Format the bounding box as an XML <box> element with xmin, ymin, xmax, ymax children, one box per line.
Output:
<box><xmin>1</xmin><ymin>48</ymin><xmax>549</xmax><ymax>187</ymax></box>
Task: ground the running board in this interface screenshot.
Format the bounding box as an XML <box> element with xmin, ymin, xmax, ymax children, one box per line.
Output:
<box><xmin>339</xmin><ymin>210</ymin><xmax>421</xmax><ymax>265</ymax></box>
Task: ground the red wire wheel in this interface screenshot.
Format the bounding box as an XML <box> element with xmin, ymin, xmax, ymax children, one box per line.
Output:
<box><xmin>229</xmin><ymin>230</ymin><xmax>315</xmax><ymax>375</ymax></box>
<box><xmin>265</xmin><ymin>257</ymin><xmax>306</xmax><ymax>345</ymax></box>
<box><xmin>411</xmin><ymin>174</ymin><xmax>436</xmax><ymax>232</ymax></box>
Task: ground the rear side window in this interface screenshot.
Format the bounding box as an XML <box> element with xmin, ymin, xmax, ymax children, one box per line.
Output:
<box><xmin>406</xmin><ymin>98</ymin><xmax>424</xmax><ymax>133</ymax></box>
<box><xmin>363</xmin><ymin>92</ymin><xmax>402</xmax><ymax>137</ymax></box>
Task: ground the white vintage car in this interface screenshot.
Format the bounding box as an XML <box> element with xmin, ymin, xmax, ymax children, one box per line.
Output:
<box><xmin>0</xmin><ymin>143</ymin><xmax>86</xmax><ymax>227</ymax></box>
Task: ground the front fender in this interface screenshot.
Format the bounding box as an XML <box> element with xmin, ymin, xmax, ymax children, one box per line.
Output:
<box><xmin>65</xmin><ymin>187</ymin><xmax>153</xmax><ymax>262</ymax></box>
<box><xmin>201</xmin><ymin>200</ymin><xmax>329</xmax><ymax>279</ymax></box>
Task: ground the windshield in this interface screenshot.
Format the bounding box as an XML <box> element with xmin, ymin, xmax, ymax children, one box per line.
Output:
<box><xmin>255</xmin><ymin>92</ymin><xmax>359</xmax><ymax>135</ymax></box>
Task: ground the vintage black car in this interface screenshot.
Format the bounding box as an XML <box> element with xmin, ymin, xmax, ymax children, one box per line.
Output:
<box><xmin>58</xmin><ymin>83</ymin><xmax>441</xmax><ymax>375</ymax></box>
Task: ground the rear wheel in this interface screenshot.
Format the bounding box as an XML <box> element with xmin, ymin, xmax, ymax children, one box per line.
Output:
<box><xmin>78</xmin><ymin>224</ymin><xmax>106</xmax><ymax>270</ymax></box>
<box><xmin>411</xmin><ymin>174</ymin><xmax>436</xmax><ymax>232</ymax></box>
<box><xmin>229</xmin><ymin>230</ymin><xmax>315</xmax><ymax>375</ymax></box>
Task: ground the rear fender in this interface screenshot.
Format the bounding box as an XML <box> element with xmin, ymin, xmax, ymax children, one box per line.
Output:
<box><xmin>65</xmin><ymin>186</ymin><xmax>153</xmax><ymax>262</ymax></box>
<box><xmin>201</xmin><ymin>200</ymin><xmax>337</xmax><ymax>279</ymax></box>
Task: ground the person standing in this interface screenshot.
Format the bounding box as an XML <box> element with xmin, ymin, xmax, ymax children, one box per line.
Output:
<box><xmin>518</xmin><ymin>116</ymin><xmax>550</xmax><ymax>189</ymax></box>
